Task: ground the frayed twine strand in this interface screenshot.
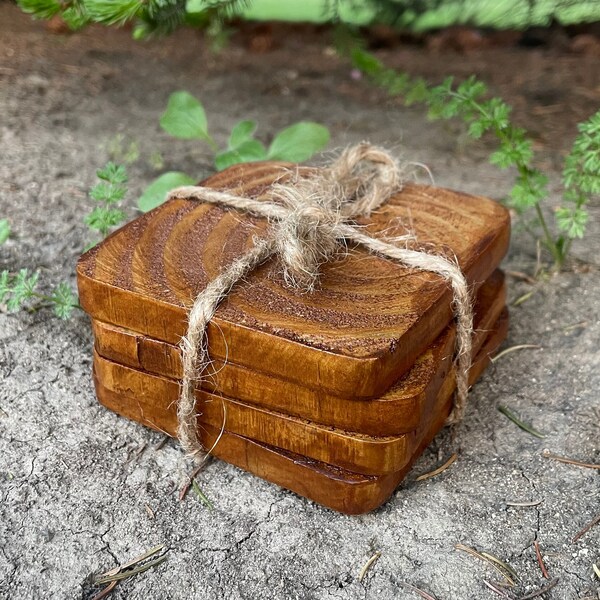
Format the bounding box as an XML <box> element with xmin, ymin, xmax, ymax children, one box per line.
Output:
<box><xmin>167</xmin><ymin>143</ymin><xmax>473</xmax><ymax>461</ymax></box>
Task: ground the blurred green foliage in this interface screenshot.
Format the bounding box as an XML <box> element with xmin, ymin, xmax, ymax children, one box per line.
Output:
<box><xmin>17</xmin><ymin>0</ymin><xmax>600</xmax><ymax>37</ymax></box>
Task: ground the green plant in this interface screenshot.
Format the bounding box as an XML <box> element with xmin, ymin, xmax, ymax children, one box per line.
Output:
<box><xmin>0</xmin><ymin>269</ymin><xmax>79</xmax><ymax>319</ymax></box>
<box><xmin>138</xmin><ymin>91</ymin><xmax>330</xmax><ymax>211</ymax></box>
<box><xmin>16</xmin><ymin>0</ymin><xmax>249</xmax><ymax>37</ymax></box>
<box><xmin>1</xmin><ymin>164</ymin><xmax>130</xmax><ymax>320</ymax></box>
<box><xmin>85</xmin><ymin>162</ymin><xmax>129</xmax><ymax>239</ymax></box>
<box><xmin>0</xmin><ymin>219</ymin><xmax>10</xmax><ymax>245</ymax></box>
<box><xmin>16</xmin><ymin>0</ymin><xmax>600</xmax><ymax>38</ymax></box>
<box><xmin>349</xmin><ymin>48</ymin><xmax>599</xmax><ymax>270</ymax></box>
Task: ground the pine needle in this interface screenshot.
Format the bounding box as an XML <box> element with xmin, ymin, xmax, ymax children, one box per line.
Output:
<box><xmin>533</xmin><ymin>541</ymin><xmax>550</xmax><ymax>579</ymax></box>
<box><xmin>479</xmin><ymin>552</ymin><xmax>520</xmax><ymax>584</ymax></box>
<box><xmin>513</xmin><ymin>291</ymin><xmax>535</xmax><ymax>306</ymax></box>
<box><xmin>518</xmin><ymin>577</ymin><xmax>559</xmax><ymax>599</ymax></box>
<box><xmin>192</xmin><ymin>479</ymin><xmax>214</xmax><ymax>510</ymax></box>
<box><xmin>482</xmin><ymin>580</ymin><xmax>514</xmax><ymax>598</ymax></box>
<box><xmin>491</xmin><ymin>345</ymin><xmax>541</xmax><ymax>363</ymax></box>
<box><xmin>541</xmin><ymin>449</ymin><xmax>600</xmax><ymax>470</ymax></box>
<box><xmin>94</xmin><ymin>555</ymin><xmax>167</xmax><ymax>585</ymax></box>
<box><xmin>94</xmin><ymin>544</ymin><xmax>167</xmax><ymax>587</ymax></box>
<box><xmin>399</xmin><ymin>581</ymin><xmax>438</xmax><ymax>600</ymax></box>
<box><xmin>90</xmin><ymin>581</ymin><xmax>117</xmax><ymax>600</ymax></box>
<box><xmin>498</xmin><ymin>406</ymin><xmax>545</xmax><ymax>439</ymax></box>
<box><xmin>572</xmin><ymin>513</ymin><xmax>600</xmax><ymax>543</ymax></box>
<box><xmin>455</xmin><ymin>544</ymin><xmax>517</xmax><ymax>587</ymax></box>
<box><xmin>505</xmin><ymin>499</ymin><xmax>543</xmax><ymax>508</ymax></box>
<box><xmin>358</xmin><ymin>551</ymin><xmax>381</xmax><ymax>582</ymax></box>
<box><xmin>416</xmin><ymin>453</ymin><xmax>457</xmax><ymax>481</ymax></box>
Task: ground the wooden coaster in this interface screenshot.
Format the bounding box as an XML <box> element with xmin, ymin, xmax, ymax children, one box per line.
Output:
<box><xmin>92</xmin><ymin>306</ymin><xmax>508</xmax><ymax>476</ymax></box>
<box><xmin>92</xmin><ymin>270</ymin><xmax>506</xmax><ymax>437</ymax></box>
<box><xmin>78</xmin><ymin>162</ymin><xmax>510</xmax><ymax>399</ymax></box>
<box><xmin>94</xmin><ymin>310</ymin><xmax>508</xmax><ymax>514</ymax></box>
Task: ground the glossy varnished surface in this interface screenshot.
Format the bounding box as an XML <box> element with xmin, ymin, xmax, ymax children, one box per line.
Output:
<box><xmin>78</xmin><ymin>162</ymin><xmax>510</xmax><ymax>398</ymax></box>
<box><xmin>92</xmin><ymin>309</ymin><xmax>508</xmax><ymax>476</ymax></box>
<box><xmin>93</xmin><ymin>271</ymin><xmax>506</xmax><ymax>436</ymax></box>
<box><xmin>94</xmin><ymin>310</ymin><xmax>508</xmax><ymax>514</ymax></box>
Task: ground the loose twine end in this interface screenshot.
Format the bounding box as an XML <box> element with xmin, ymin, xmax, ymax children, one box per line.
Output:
<box><xmin>169</xmin><ymin>143</ymin><xmax>474</xmax><ymax>460</ymax></box>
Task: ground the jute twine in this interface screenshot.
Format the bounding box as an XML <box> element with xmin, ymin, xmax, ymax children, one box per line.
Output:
<box><xmin>166</xmin><ymin>143</ymin><xmax>474</xmax><ymax>461</ymax></box>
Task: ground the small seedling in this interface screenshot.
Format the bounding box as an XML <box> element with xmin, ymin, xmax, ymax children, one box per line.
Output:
<box><xmin>85</xmin><ymin>162</ymin><xmax>128</xmax><ymax>240</ymax></box>
<box><xmin>0</xmin><ymin>268</ymin><xmax>78</xmax><ymax>319</ymax></box>
<box><xmin>138</xmin><ymin>91</ymin><xmax>330</xmax><ymax>211</ymax></box>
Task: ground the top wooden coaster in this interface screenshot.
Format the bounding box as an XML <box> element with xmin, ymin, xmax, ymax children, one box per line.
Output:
<box><xmin>77</xmin><ymin>162</ymin><xmax>510</xmax><ymax>398</ymax></box>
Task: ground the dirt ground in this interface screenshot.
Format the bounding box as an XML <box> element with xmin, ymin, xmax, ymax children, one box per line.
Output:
<box><xmin>0</xmin><ymin>4</ymin><xmax>599</xmax><ymax>599</ymax></box>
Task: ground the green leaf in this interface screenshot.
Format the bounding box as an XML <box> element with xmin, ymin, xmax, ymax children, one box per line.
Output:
<box><xmin>185</xmin><ymin>0</ymin><xmax>206</xmax><ymax>13</ymax></box>
<box><xmin>215</xmin><ymin>140</ymin><xmax>267</xmax><ymax>171</ymax></box>
<box><xmin>17</xmin><ymin>0</ymin><xmax>61</xmax><ymax>19</ymax></box>
<box><xmin>228</xmin><ymin>120</ymin><xmax>258</xmax><ymax>150</ymax></box>
<box><xmin>85</xmin><ymin>0</ymin><xmax>144</xmax><ymax>25</ymax></box>
<box><xmin>0</xmin><ymin>219</ymin><xmax>10</xmax><ymax>244</ymax></box>
<box><xmin>138</xmin><ymin>172</ymin><xmax>196</xmax><ymax>212</ymax></box>
<box><xmin>405</xmin><ymin>79</ymin><xmax>429</xmax><ymax>106</ymax></box>
<box><xmin>84</xmin><ymin>207</ymin><xmax>126</xmax><ymax>236</ymax></box>
<box><xmin>351</xmin><ymin>48</ymin><xmax>383</xmax><ymax>76</ymax></box>
<box><xmin>97</xmin><ymin>162</ymin><xmax>128</xmax><ymax>185</ymax></box>
<box><xmin>90</xmin><ymin>182</ymin><xmax>126</xmax><ymax>204</ymax></box>
<box><xmin>50</xmin><ymin>282</ymin><xmax>78</xmax><ymax>320</ymax></box>
<box><xmin>7</xmin><ymin>269</ymin><xmax>39</xmax><ymax>312</ymax></box>
<box><xmin>61</xmin><ymin>6</ymin><xmax>90</xmax><ymax>30</ymax></box>
<box><xmin>468</xmin><ymin>119</ymin><xmax>487</xmax><ymax>139</ymax></box>
<box><xmin>267</xmin><ymin>122</ymin><xmax>330</xmax><ymax>162</ymax></box>
<box><xmin>0</xmin><ymin>271</ymin><xmax>10</xmax><ymax>303</ymax></box>
<box><xmin>556</xmin><ymin>206</ymin><xmax>589</xmax><ymax>239</ymax></box>
<box><xmin>159</xmin><ymin>91</ymin><xmax>211</xmax><ymax>141</ymax></box>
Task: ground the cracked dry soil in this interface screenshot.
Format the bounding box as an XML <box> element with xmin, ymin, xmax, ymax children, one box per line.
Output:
<box><xmin>0</xmin><ymin>4</ymin><xmax>599</xmax><ymax>599</ymax></box>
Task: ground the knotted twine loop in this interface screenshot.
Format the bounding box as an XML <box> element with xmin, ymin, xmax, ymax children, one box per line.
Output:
<box><xmin>167</xmin><ymin>143</ymin><xmax>474</xmax><ymax>461</ymax></box>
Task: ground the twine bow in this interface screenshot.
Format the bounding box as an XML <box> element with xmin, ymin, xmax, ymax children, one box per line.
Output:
<box><xmin>167</xmin><ymin>143</ymin><xmax>473</xmax><ymax>460</ymax></box>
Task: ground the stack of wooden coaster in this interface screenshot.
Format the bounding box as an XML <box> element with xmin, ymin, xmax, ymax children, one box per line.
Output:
<box><xmin>77</xmin><ymin>162</ymin><xmax>510</xmax><ymax>514</ymax></box>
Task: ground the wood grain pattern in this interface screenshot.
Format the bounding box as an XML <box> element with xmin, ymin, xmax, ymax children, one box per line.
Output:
<box><xmin>93</xmin><ymin>271</ymin><xmax>506</xmax><ymax>436</ymax></box>
<box><xmin>77</xmin><ymin>162</ymin><xmax>510</xmax><ymax>398</ymax></box>
<box><xmin>94</xmin><ymin>310</ymin><xmax>508</xmax><ymax>514</ymax></box>
<box><xmin>92</xmin><ymin>306</ymin><xmax>508</xmax><ymax>476</ymax></box>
